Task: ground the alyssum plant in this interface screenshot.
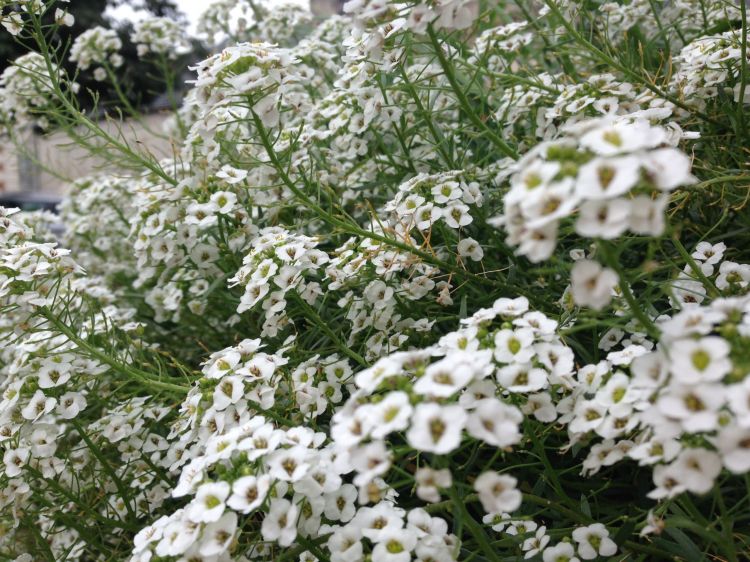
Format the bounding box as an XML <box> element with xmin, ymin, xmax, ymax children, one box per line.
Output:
<box><xmin>0</xmin><ymin>0</ymin><xmax>749</xmax><ymax>560</ymax></box>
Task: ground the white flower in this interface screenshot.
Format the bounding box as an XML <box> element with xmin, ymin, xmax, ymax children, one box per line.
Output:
<box><xmin>473</xmin><ymin>471</ymin><xmax>522</xmax><ymax>514</ymax></box>
<box><xmin>521</xmin><ymin>393</ymin><xmax>557</xmax><ymax>422</ymax></box>
<box><xmin>580</xmin><ymin>120</ymin><xmax>665</xmax><ymax>156</ymax></box>
<box><xmin>371</xmin><ymin>528</ymin><xmax>417</xmax><ymax>562</ymax></box>
<box><xmin>431</xmin><ymin>180</ymin><xmax>462</xmax><ymax>203</ymax></box>
<box><xmin>200</xmin><ymin>511</ymin><xmax>237</xmax><ymax>556</ymax></box>
<box><xmin>522</xmin><ymin>525</ymin><xmax>550</xmax><ymax>558</ymax></box>
<box><xmin>155</xmin><ymin>517</ymin><xmax>197</xmax><ymax>557</ymax></box>
<box><xmin>413</xmin><ymin>354</ymin><xmax>478</xmax><ymax>397</ymax></box>
<box><xmin>328</xmin><ymin>526</ymin><xmax>364</xmax><ymax>562</ymax></box>
<box><xmin>415</xmin><ymin>467</ymin><xmax>453</xmax><ymax>503</ymax></box>
<box><xmin>21</xmin><ymin>390</ymin><xmax>56</xmax><ymax>421</ymax></box>
<box><xmin>323</xmin><ymin>484</ymin><xmax>358</xmax><ymax>522</ymax></box>
<box><xmin>457</xmin><ymin>237</ymin><xmax>484</xmax><ymax>261</ymax></box>
<box><xmin>466</xmin><ymin>398</ymin><xmax>522</xmax><ymax>447</ymax></box>
<box><xmin>649</xmin><ymin>463</ymin><xmax>687</xmax><ymax>500</ymax></box>
<box><xmin>369</xmin><ymin>391</ymin><xmax>413</xmax><ymax>438</ymax></box>
<box><xmin>673</xmin><ymin>448</ymin><xmax>722</xmax><ymax>494</ymax></box>
<box><xmin>216</xmin><ymin>165</ymin><xmax>248</xmax><ymax>184</ymax></box>
<box><xmin>571</xmin><ymin>523</ymin><xmax>617</xmax><ymax>560</ymax></box>
<box><xmin>657</xmin><ymin>383</ymin><xmax>724</xmax><ymax>432</ymax></box>
<box><xmin>56</xmin><ymin>392</ymin><xmax>87</xmax><ymax>419</ymax></box>
<box><xmin>643</xmin><ymin>148</ymin><xmax>695</xmax><ymax>190</ymax></box>
<box><xmin>267</xmin><ymin>446</ymin><xmax>310</xmax><ymax>482</ymax></box>
<box><xmin>354</xmin><ymin>502</ymin><xmax>405</xmax><ymax>542</ymax></box>
<box><xmin>261</xmin><ymin>498</ymin><xmax>298</xmax><ymax>546</ymax></box>
<box><xmin>1</xmin><ymin>13</ymin><xmax>24</xmax><ymax>35</ymax></box>
<box><xmin>575</xmin><ymin>198</ymin><xmax>630</xmax><ymax>239</ymax></box>
<box><xmin>227</xmin><ymin>475</ymin><xmax>271</xmax><ymax>513</ymax></box>
<box><xmin>569</xmin><ymin>399</ymin><xmax>607</xmax><ymax>435</ymax></box>
<box><xmin>494</xmin><ymin>328</ymin><xmax>536</xmax><ymax>363</ymax></box>
<box><xmin>493</xmin><ymin>296</ymin><xmax>530</xmax><ymax>317</ymax></box>
<box><xmin>628</xmin><ymin>437</ymin><xmax>681</xmax><ymax>466</ymax></box>
<box><xmin>188</xmin><ymin>481</ymin><xmax>230</xmax><ymax>523</ymax></box>
<box><xmin>443</xmin><ymin>202</ymin><xmax>473</xmax><ymax>228</ymax></box>
<box><xmin>628</xmin><ymin>194</ymin><xmax>668</xmax><ymax>235</ymax></box>
<box><xmin>213</xmin><ymin>375</ymin><xmax>245</xmax><ymax>410</ymax></box>
<box><xmin>3</xmin><ymin>448</ymin><xmax>28</xmax><ymax>477</ymax></box>
<box><xmin>716</xmin><ymin>425</ymin><xmax>750</xmax><ymax>473</ymax></box>
<box><xmin>406</xmin><ymin>403</ymin><xmax>466</xmax><ymax>454</ymax></box>
<box><xmin>209</xmin><ymin>190</ymin><xmax>238</xmax><ymax>214</ymax></box>
<box><xmin>692</xmin><ymin>242</ymin><xmax>726</xmax><ymax>265</ymax></box>
<box><xmin>364</xmin><ymin>280</ymin><xmax>395</xmax><ymax>309</ymax></box>
<box><xmin>350</xmin><ymin>440</ymin><xmax>392</xmax><ymax>486</ymax></box>
<box><xmin>576</xmin><ymin>156</ymin><xmax>640</xmax><ymax>199</ymax></box>
<box><xmin>497</xmin><ymin>363</ymin><xmax>549</xmax><ymax>392</ymax></box>
<box><xmin>54</xmin><ymin>8</ymin><xmax>75</xmax><ymax>27</ymax></box>
<box><xmin>716</xmin><ymin>261</ymin><xmax>750</xmax><ymax>290</ymax></box>
<box><xmin>37</xmin><ymin>358</ymin><xmax>72</xmax><ymax>388</ymax></box>
<box><xmin>415</xmin><ymin>203</ymin><xmax>442</xmax><ymax>230</ymax></box>
<box><xmin>668</xmin><ymin>336</ymin><xmax>731</xmax><ymax>384</ymax></box>
<box><xmin>543</xmin><ymin>542</ymin><xmax>580</xmax><ymax>562</ymax></box>
<box><xmin>570</xmin><ymin>260</ymin><xmax>618</xmax><ymax>310</ymax></box>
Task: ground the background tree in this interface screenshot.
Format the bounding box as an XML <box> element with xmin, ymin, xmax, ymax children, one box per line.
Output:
<box><xmin>0</xmin><ymin>0</ymin><xmax>193</xmax><ymax>112</ymax></box>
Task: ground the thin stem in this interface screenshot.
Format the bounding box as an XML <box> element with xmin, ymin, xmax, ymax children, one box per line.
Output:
<box><xmin>447</xmin><ymin>486</ymin><xmax>501</xmax><ymax>562</ymax></box>
<box><xmin>426</xmin><ymin>26</ymin><xmax>519</xmax><ymax>160</ymax></box>
<box><xmin>27</xmin><ymin>12</ymin><xmax>178</xmax><ymax>186</ymax></box>
<box><xmin>738</xmin><ymin>0</ymin><xmax>748</xmax><ymax>134</ymax></box>
<box><xmin>41</xmin><ymin>307</ymin><xmax>190</xmax><ymax>394</ymax></box>
<box><xmin>290</xmin><ymin>293</ymin><xmax>368</xmax><ymax>367</ymax></box>
<box><xmin>597</xmin><ymin>241</ymin><xmax>661</xmax><ymax>340</ymax></box>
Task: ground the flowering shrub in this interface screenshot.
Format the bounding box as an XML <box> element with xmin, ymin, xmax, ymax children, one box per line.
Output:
<box><xmin>1</xmin><ymin>0</ymin><xmax>750</xmax><ymax>560</ymax></box>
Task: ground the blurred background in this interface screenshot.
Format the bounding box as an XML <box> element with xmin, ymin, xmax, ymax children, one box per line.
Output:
<box><xmin>0</xmin><ymin>0</ymin><xmax>345</xmax><ymax>209</ymax></box>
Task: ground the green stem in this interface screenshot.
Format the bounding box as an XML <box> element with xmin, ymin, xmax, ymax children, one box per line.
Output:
<box><xmin>290</xmin><ymin>293</ymin><xmax>367</xmax><ymax>367</ymax></box>
<box><xmin>397</xmin><ymin>64</ymin><xmax>456</xmax><ymax>167</ymax></box>
<box><xmin>426</xmin><ymin>26</ymin><xmax>519</xmax><ymax>160</ymax></box>
<box><xmin>597</xmin><ymin>242</ymin><xmax>661</xmax><ymax>340</ymax></box>
<box><xmin>28</xmin><ymin>13</ymin><xmax>177</xmax><ymax>186</ymax></box>
<box><xmin>447</xmin><ymin>486</ymin><xmax>501</xmax><ymax>562</ymax></box>
<box><xmin>71</xmin><ymin>419</ymin><xmax>136</xmax><ymax>521</ymax></box>
<box><xmin>41</xmin><ymin>307</ymin><xmax>190</xmax><ymax>394</ymax></box>
<box><xmin>739</xmin><ymin>0</ymin><xmax>748</xmax><ymax>132</ymax></box>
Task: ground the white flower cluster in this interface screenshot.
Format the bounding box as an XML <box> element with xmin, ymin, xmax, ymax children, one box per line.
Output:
<box><xmin>344</xmin><ymin>0</ymin><xmax>479</xmax><ymax>33</ymax></box>
<box><xmin>192</xmin><ymin>42</ymin><xmax>299</xmax><ymax>127</ymax></box>
<box><xmin>69</xmin><ymin>26</ymin><xmax>122</xmax><ymax>81</ymax></box>
<box><xmin>470</xmin><ymin>21</ymin><xmax>533</xmax><ymax>68</ymax></box>
<box><xmin>331</xmin><ymin>296</ymin><xmax>562</xmax><ymax>506</ymax></box>
<box><xmin>131</xmin><ymin>17</ymin><xmax>191</xmax><ymax>59</ymax></box>
<box><xmin>599</xmin><ymin>0</ymin><xmax>738</xmax><ymax>45</ymax></box>
<box><xmin>325</xmin><ymin>236</ymin><xmax>442</xmax><ymax>359</ymax></box>
<box><xmin>670</xmin><ymin>30</ymin><xmax>749</xmax><ymax>104</ymax></box>
<box><xmin>253</xmin><ymin>3</ymin><xmax>314</xmax><ymax>47</ymax></box>
<box><xmin>229</xmin><ymin>227</ymin><xmax>326</xmax><ymax>336</ymax></box>
<box><xmin>5</xmin><ymin>0</ymin><xmax>750</xmax><ymax>560</ymax></box>
<box><xmin>483</xmin><ymin>517</ymin><xmax>618</xmax><ymax>561</ymax></box>
<box><xmin>134</xmin><ymin>413</ymin><xmax>458</xmax><ymax>562</ymax></box>
<box><xmin>384</xmin><ymin>170</ymin><xmax>483</xmax><ymax>234</ymax></box>
<box><xmin>499</xmin><ymin>116</ymin><xmax>696</xmax><ymax>262</ymax></box>
<box><xmin>569</xmin><ymin>296</ymin><xmax>750</xmax><ymax>499</ymax></box>
<box><xmin>0</xmin><ymin>52</ymin><xmax>62</xmax><ymax>128</ymax></box>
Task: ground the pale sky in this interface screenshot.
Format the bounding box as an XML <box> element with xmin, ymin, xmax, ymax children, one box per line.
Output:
<box><xmin>107</xmin><ymin>0</ymin><xmax>309</xmax><ymax>36</ymax></box>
